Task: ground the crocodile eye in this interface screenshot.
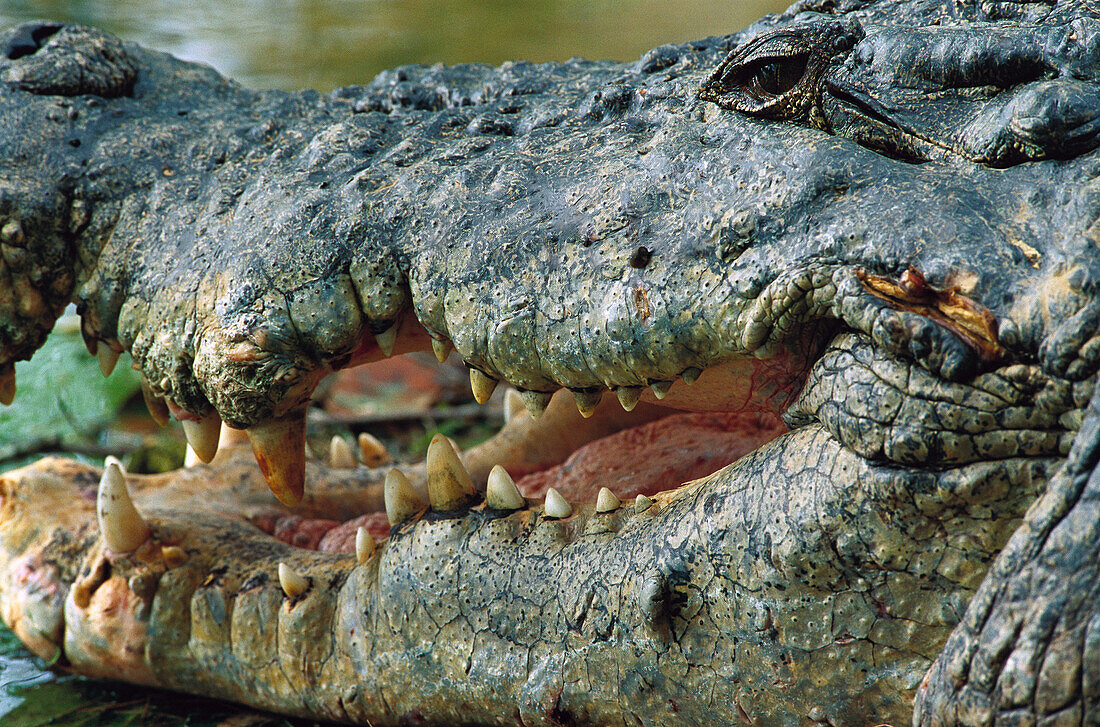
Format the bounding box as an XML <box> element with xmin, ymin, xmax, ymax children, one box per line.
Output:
<box><xmin>742</xmin><ymin>56</ymin><xmax>808</xmax><ymax>100</ymax></box>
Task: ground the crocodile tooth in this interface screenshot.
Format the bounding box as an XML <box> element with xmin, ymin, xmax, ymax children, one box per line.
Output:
<box><xmin>485</xmin><ymin>465</ymin><xmax>525</xmax><ymax>510</ymax></box>
<box><xmin>184</xmin><ymin>444</ymin><xmax>200</xmax><ymax>468</ymax></box>
<box><xmin>160</xmin><ymin>545</ymin><xmax>188</xmax><ymax>568</ymax></box>
<box><xmin>182</xmin><ymin>412</ymin><xmax>222</xmax><ymax>464</ymax></box>
<box><xmin>431</xmin><ymin>337</ymin><xmax>453</xmax><ymax>363</ymax></box>
<box><xmin>140</xmin><ymin>376</ymin><xmax>170</xmax><ymax>426</ymax></box>
<box><xmin>595</xmin><ymin>487</ymin><xmax>621</xmax><ymax>513</ymax></box>
<box><xmin>649</xmin><ymin>381</ymin><xmax>672</xmax><ymax>400</ymax></box>
<box><xmin>375</xmin><ymin>326</ymin><xmax>397</xmax><ymax>357</ymax></box>
<box><xmin>635</xmin><ymin>494</ymin><xmax>655</xmax><ymax>513</ymax></box>
<box><xmin>544</xmin><ymin>487</ymin><xmax>573</xmax><ymax>519</ymax></box>
<box><xmin>519</xmin><ymin>390</ymin><xmax>553</xmax><ymax>419</ymax></box>
<box><xmin>469</xmin><ymin>368</ymin><xmax>498</xmax><ymax>405</ymax></box>
<box><xmin>426</xmin><ymin>433</ymin><xmax>477</xmax><ymax>510</ymax></box>
<box><xmin>503</xmin><ymin>389</ymin><xmax>526</xmax><ymax>423</ymax></box>
<box><xmin>357</xmin><ymin>432</ymin><xmax>392</xmax><ymax>467</ymax></box>
<box><xmin>97</xmin><ymin>462</ymin><xmax>151</xmax><ymax>553</ymax></box>
<box><xmin>615</xmin><ymin>386</ymin><xmax>642</xmax><ymax>412</ymax></box>
<box><xmin>278</xmin><ymin>563</ymin><xmax>309</xmax><ymax>599</ymax></box>
<box><xmin>328</xmin><ymin>435</ymin><xmax>357</xmax><ymax>469</ymax></box>
<box><xmin>104</xmin><ymin>455</ymin><xmax>125</xmax><ymax>473</ymax></box>
<box><xmin>385</xmin><ymin>468</ymin><xmax>425</xmax><ymax>525</ymax></box>
<box><xmin>0</xmin><ymin>366</ymin><xmax>13</xmax><ymax>406</ymax></box>
<box><xmin>96</xmin><ymin>341</ymin><xmax>119</xmax><ymax>377</ymax></box>
<box><xmin>355</xmin><ymin>526</ymin><xmax>375</xmax><ymax>564</ymax></box>
<box><xmin>681</xmin><ymin>367</ymin><xmax>702</xmax><ymax>385</ymax></box>
<box><xmin>572</xmin><ymin>389</ymin><xmax>602</xmax><ymax>418</ymax></box>
<box><xmin>247</xmin><ymin>411</ymin><xmax>307</xmax><ymax>507</ymax></box>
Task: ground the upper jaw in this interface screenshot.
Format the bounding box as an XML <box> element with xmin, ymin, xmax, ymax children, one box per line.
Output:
<box><xmin>0</xmin><ymin>22</ymin><xmax>1090</xmax><ymax>472</ymax></box>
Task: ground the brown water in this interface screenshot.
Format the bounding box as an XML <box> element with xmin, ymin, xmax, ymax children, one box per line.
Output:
<box><xmin>1</xmin><ymin>0</ymin><xmax>790</xmax><ymax>91</ymax></box>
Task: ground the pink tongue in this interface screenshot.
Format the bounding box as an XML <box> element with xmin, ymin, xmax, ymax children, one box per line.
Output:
<box><xmin>515</xmin><ymin>411</ymin><xmax>785</xmax><ymax>503</ymax></box>
<box><xmin>282</xmin><ymin>411</ymin><xmax>786</xmax><ymax>554</ymax></box>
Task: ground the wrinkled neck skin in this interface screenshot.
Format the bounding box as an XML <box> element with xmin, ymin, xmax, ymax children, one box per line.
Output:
<box><xmin>1</xmin><ymin>0</ymin><xmax>1100</xmax><ymax>725</ymax></box>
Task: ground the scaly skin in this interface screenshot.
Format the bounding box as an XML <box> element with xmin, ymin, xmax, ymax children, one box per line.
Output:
<box><xmin>1</xmin><ymin>0</ymin><xmax>1100</xmax><ymax>723</ymax></box>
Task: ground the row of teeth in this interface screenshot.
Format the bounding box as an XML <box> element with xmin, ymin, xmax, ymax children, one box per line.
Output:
<box><xmin>75</xmin><ymin>330</ymin><xmax>701</xmax><ymax>507</ymax></box>
<box><xmin>95</xmin><ymin>435</ymin><xmax>658</xmax><ymax>600</ymax></box>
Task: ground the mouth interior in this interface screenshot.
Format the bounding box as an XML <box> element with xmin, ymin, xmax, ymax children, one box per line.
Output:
<box><xmin>255</xmin><ymin>315</ymin><xmax>810</xmax><ymax>554</ymax></box>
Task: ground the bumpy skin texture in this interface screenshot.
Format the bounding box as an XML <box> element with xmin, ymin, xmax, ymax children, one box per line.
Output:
<box><xmin>1</xmin><ymin>0</ymin><xmax>1100</xmax><ymax>724</ymax></box>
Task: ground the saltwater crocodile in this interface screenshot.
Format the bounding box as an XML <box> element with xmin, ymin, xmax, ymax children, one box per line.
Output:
<box><xmin>1</xmin><ymin>0</ymin><xmax>1099</xmax><ymax>723</ymax></box>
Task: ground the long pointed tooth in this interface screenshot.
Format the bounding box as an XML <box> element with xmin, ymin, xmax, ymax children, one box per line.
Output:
<box><xmin>649</xmin><ymin>381</ymin><xmax>672</xmax><ymax>400</ymax></box>
<box><xmin>431</xmin><ymin>337</ymin><xmax>453</xmax><ymax>363</ymax></box>
<box><xmin>97</xmin><ymin>462</ymin><xmax>150</xmax><ymax>553</ymax></box>
<box><xmin>469</xmin><ymin>368</ymin><xmax>498</xmax><ymax>405</ymax></box>
<box><xmin>375</xmin><ymin>326</ymin><xmax>397</xmax><ymax>357</ymax></box>
<box><xmin>182</xmin><ymin>412</ymin><xmax>221</xmax><ymax>464</ymax></box>
<box><xmin>616</xmin><ymin>386</ymin><xmax>642</xmax><ymax>412</ymax></box>
<box><xmin>635</xmin><ymin>494</ymin><xmax>655</xmax><ymax>513</ymax></box>
<box><xmin>103</xmin><ymin>455</ymin><xmax>125</xmax><ymax>474</ymax></box>
<box><xmin>278</xmin><ymin>562</ymin><xmax>309</xmax><ymax>599</ymax></box>
<box><xmin>0</xmin><ymin>366</ymin><xmax>15</xmax><ymax>406</ymax></box>
<box><xmin>572</xmin><ymin>389</ymin><xmax>602</xmax><ymax>418</ymax></box>
<box><xmin>385</xmin><ymin>468</ymin><xmax>425</xmax><ymax>525</ymax></box>
<box><xmin>486</xmin><ymin>465</ymin><xmax>525</xmax><ymax>510</ymax></box>
<box><xmin>595</xmin><ymin>487</ymin><xmax>621</xmax><ymax>513</ymax></box>
<box><xmin>96</xmin><ymin>341</ymin><xmax>119</xmax><ymax>377</ymax></box>
<box><xmin>544</xmin><ymin>487</ymin><xmax>573</xmax><ymax>519</ymax></box>
<box><xmin>140</xmin><ymin>376</ymin><xmax>170</xmax><ymax>426</ymax></box>
<box><xmin>520</xmin><ymin>390</ymin><xmax>553</xmax><ymax>419</ymax></box>
<box><xmin>681</xmin><ymin>367</ymin><xmax>702</xmax><ymax>385</ymax></box>
<box><xmin>328</xmin><ymin>435</ymin><xmax>357</xmax><ymax>469</ymax></box>
<box><xmin>355</xmin><ymin>526</ymin><xmax>375</xmax><ymax>564</ymax></box>
<box><xmin>247</xmin><ymin>411</ymin><xmax>306</xmax><ymax>507</ymax></box>
<box><xmin>504</xmin><ymin>389</ymin><xmax>526</xmax><ymax>423</ymax></box>
<box><xmin>357</xmin><ymin>432</ymin><xmax>392</xmax><ymax>467</ymax></box>
<box><xmin>426</xmin><ymin>433</ymin><xmax>477</xmax><ymax>510</ymax></box>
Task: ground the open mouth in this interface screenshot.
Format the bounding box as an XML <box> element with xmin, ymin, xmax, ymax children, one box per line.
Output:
<box><xmin>158</xmin><ymin>312</ymin><xmax>825</xmax><ymax>557</ymax></box>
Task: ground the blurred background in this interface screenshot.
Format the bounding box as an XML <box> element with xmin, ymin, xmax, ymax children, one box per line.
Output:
<box><xmin>1</xmin><ymin>0</ymin><xmax>788</xmax><ymax>90</ymax></box>
<box><xmin>0</xmin><ymin>1</ymin><xmax>790</xmax><ymax>724</ymax></box>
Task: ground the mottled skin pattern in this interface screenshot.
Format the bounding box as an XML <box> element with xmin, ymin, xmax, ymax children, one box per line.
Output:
<box><xmin>0</xmin><ymin>0</ymin><xmax>1099</xmax><ymax>724</ymax></box>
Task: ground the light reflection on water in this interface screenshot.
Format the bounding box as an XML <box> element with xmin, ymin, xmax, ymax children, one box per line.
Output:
<box><xmin>1</xmin><ymin>0</ymin><xmax>791</xmax><ymax>91</ymax></box>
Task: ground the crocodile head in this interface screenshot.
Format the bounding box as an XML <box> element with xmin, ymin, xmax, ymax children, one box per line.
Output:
<box><xmin>1</xmin><ymin>1</ymin><xmax>1099</xmax><ymax>724</ymax></box>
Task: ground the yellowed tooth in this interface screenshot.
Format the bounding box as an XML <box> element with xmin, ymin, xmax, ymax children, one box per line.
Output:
<box><xmin>160</xmin><ymin>545</ymin><xmax>188</xmax><ymax>568</ymax></box>
<box><xmin>355</xmin><ymin>526</ymin><xmax>375</xmax><ymax>564</ymax></box>
<box><xmin>431</xmin><ymin>337</ymin><xmax>453</xmax><ymax>363</ymax></box>
<box><xmin>616</xmin><ymin>386</ymin><xmax>642</xmax><ymax>412</ymax></box>
<box><xmin>182</xmin><ymin>412</ymin><xmax>222</xmax><ymax>464</ymax></box>
<box><xmin>572</xmin><ymin>390</ymin><xmax>602</xmax><ymax>418</ymax></box>
<box><xmin>595</xmin><ymin>487</ymin><xmax>621</xmax><ymax>513</ymax></box>
<box><xmin>220</xmin><ymin>421</ymin><xmax>249</xmax><ymax>446</ymax></box>
<box><xmin>486</xmin><ymin>464</ymin><xmax>525</xmax><ymax>510</ymax></box>
<box><xmin>469</xmin><ymin>368</ymin><xmax>498</xmax><ymax>405</ymax></box>
<box><xmin>385</xmin><ymin>468</ymin><xmax>425</xmax><ymax>525</ymax></box>
<box><xmin>104</xmin><ymin>455</ymin><xmax>125</xmax><ymax>474</ymax></box>
<box><xmin>503</xmin><ymin>389</ymin><xmax>526</xmax><ymax>423</ymax></box>
<box><xmin>375</xmin><ymin>326</ymin><xmax>397</xmax><ymax>357</ymax></box>
<box><xmin>519</xmin><ymin>390</ymin><xmax>553</xmax><ymax>419</ymax></box>
<box><xmin>0</xmin><ymin>366</ymin><xmax>15</xmax><ymax>406</ymax></box>
<box><xmin>544</xmin><ymin>487</ymin><xmax>573</xmax><ymax>519</ymax></box>
<box><xmin>96</xmin><ymin>341</ymin><xmax>119</xmax><ymax>377</ymax></box>
<box><xmin>97</xmin><ymin>462</ymin><xmax>151</xmax><ymax>553</ymax></box>
<box><xmin>426</xmin><ymin>433</ymin><xmax>477</xmax><ymax>510</ymax></box>
<box><xmin>649</xmin><ymin>381</ymin><xmax>672</xmax><ymax>400</ymax></box>
<box><xmin>247</xmin><ymin>410</ymin><xmax>307</xmax><ymax>507</ymax></box>
<box><xmin>140</xmin><ymin>376</ymin><xmax>170</xmax><ymax>426</ymax></box>
<box><xmin>635</xmin><ymin>494</ymin><xmax>655</xmax><ymax>513</ymax></box>
<box><xmin>328</xmin><ymin>435</ymin><xmax>357</xmax><ymax>469</ymax></box>
<box><xmin>357</xmin><ymin>432</ymin><xmax>392</xmax><ymax>467</ymax></box>
<box><xmin>278</xmin><ymin>562</ymin><xmax>309</xmax><ymax>599</ymax></box>
<box><xmin>681</xmin><ymin>367</ymin><xmax>702</xmax><ymax>385</ymax></box>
